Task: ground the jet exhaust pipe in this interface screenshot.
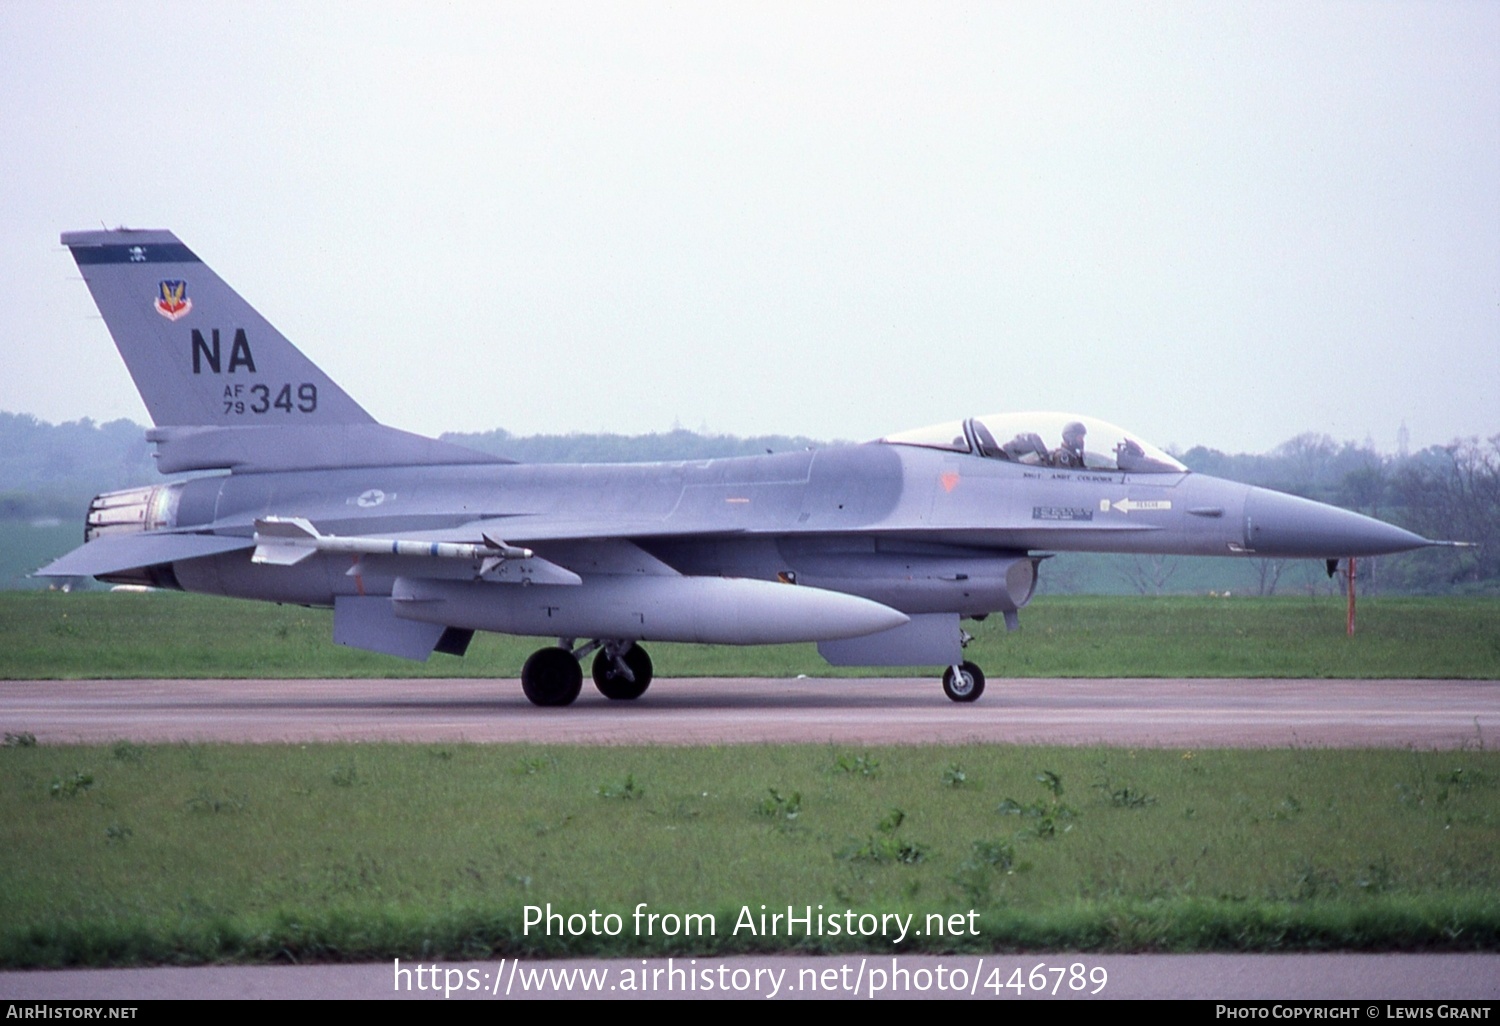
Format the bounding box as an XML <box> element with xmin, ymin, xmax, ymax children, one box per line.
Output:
<box><xmin>85</xmin><ymin>482</ymin><xmax>184</xmax><ymax>541</ymax></box>
<box><xmin>391</xmin><ymin>574</ymin><xmax>910</xmax><ymax>645</ymax></box>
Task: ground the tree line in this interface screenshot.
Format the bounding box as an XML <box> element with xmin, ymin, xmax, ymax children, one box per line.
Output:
<box><xmin>1177</xmin><ymin>432</ymin><xmax>1497</xmax><ymax>594</ymax></box>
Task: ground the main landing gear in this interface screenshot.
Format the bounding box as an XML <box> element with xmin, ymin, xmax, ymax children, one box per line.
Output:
<box><xmin>519</xmin><ymin>647</ymin><xmax>582</xmax><ymax>707</ymax></box>
<box><xmin>519</xmin><ymin>639</ymin><xmax>654</xmax><ymax>707</ymax></box>
<box><xmin>592</xmin><ymin>642</ymin><xmax>653</xmax><ymax>701</ymax></box>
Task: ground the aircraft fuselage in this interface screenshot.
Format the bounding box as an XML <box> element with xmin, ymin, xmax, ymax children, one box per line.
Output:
<box><xmin>133</xmin><ymin>441</ymin><xmax>1410</xmax><ymax>616</ymax></box>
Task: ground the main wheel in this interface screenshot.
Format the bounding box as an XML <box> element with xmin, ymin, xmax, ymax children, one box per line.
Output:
<box><xmin>592</xmin><ymin>645</ymin><xmax>653</xmax><ymax>700</ymax></box>
<box><xmin>942</xmin><ymin>661</ymin><xmax>985</xmax><ymax>703</ymax></box>
<box><xmin>521</xmin><ymin>647</ymin><xmax>583</xmax><ymax>707</ymax></box>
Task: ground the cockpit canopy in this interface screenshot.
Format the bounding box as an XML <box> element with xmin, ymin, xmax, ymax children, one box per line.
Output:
<box><xmin>881</xmin><ymin>412</ymin><xmax>1187</xmax><ymax>474</ymax></box>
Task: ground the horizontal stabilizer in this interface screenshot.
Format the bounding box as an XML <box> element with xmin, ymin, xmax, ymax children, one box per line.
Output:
<box><xmin>36</xmin><ymin>533</ymin><xmax>252</xmax><ymax>578</ymax></box>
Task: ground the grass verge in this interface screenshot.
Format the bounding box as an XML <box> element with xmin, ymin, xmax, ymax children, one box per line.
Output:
<box><xmin>2</xmin><ymin>741</ymin><xmax>1496</xmax><ymax>965</ymax></box>
<box><xmin>2</xmin><ymin>592</ymin><xmax>1498</xmax><ymax>679</ymax></box>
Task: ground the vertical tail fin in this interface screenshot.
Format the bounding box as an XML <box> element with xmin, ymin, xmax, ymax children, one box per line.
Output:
<box><xmin>62</xmin><ymin>228</ymin><xmax>373</xmax><ymax>428</ymax></box>
<box><xmin>61</xmin><ymin>229</ymin><xmax>504</xmax><ymax>473</ymax></box>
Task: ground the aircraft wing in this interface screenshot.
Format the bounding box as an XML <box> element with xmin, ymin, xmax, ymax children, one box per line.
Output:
<box><xmin>35</xmin><ymin>533</ymin><xmax>254</xmax><ymax>578</ymax></box>
<box><xmin>469</xmin><ymin>514</ymin><xmax>1161</xmax><ymax>546</ymax></box>
<box><xmin>469</xmin><ymin>516</ymin><xmax>747</xmax><ymax>544</ymax></box>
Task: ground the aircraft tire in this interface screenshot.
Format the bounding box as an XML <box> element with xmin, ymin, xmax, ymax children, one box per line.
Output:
<box><xmin>521</xmin><ymin>647</ymin><xmax>583</xmax><ymax>707</ymax></box>
<box><xmin>592</xmin><ymin>645</ymin><xmax>653</xmax><ymax>700</ymax></box>
<box><xmin>942</xmin><ymin>661</ymin><xmax>985</xmax><ymax>703</ymax></box>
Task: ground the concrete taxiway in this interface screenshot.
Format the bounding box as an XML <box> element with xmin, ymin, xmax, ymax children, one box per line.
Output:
<box><xmin>0</xmin><ymin>676</ymin><xmax>1494</xmax><ymax>748</ymax></box>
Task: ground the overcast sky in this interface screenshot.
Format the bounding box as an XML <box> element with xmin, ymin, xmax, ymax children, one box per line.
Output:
<box><xmin>2</xmin><ymin>1</ymin><xmax>1495</xmax><ymax>456</ymax></box>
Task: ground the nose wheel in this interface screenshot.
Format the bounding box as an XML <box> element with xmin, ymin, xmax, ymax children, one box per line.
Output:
<box><xmin>592</xmin><ymin>643</ymin><xmax>654</xmax><ymax>700</ymax></box>
<box><xmin>942</xmin><ymin>661</ymin><xmax>985</xmax><ymax>702</ymax></box>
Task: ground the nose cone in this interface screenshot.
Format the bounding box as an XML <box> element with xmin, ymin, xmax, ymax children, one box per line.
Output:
<box><xmin>1244</xmin><ymin>488</ymin><xmax>1430</xmax><ymax>558</ymax></box>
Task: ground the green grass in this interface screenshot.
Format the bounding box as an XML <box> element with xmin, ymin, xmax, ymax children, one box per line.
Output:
<box><xmin>0</xmin><ymin>592</ymin><xmax>1496</xmax><ymax>680</ymax></box>
<box><xmin>1</xmin><ymin>742</ymin><xmax>1496</xmax><ymax>965</ymax></box>
<box><xmin>0</xmin><ymin>521</ymin><xmax>81</xmax><ymax>591</ymax></box>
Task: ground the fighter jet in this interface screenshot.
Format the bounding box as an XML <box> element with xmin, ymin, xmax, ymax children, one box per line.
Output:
<box><xmin>39</xmin><ymin>229</ymin><xmax>1445</xmax><ymax>705</ymax></box>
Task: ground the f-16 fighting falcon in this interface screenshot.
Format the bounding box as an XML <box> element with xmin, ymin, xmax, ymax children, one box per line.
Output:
<box><xmin>39</xmin><ymin>229</ymin><xmax>1448</xmax><ymax>706</ymax></box>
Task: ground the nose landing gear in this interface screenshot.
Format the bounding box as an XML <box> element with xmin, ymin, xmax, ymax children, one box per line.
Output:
<box><xmin>942</xmin><ymin>661</ymin><xmax>985</xmax><ymax>702</ymax></box>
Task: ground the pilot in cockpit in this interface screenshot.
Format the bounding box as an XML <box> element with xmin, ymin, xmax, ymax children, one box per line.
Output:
<box><xmin>1050</xmin><ymin>421</ymin><xmax>1087</xmax><ymax>468</ymax></box>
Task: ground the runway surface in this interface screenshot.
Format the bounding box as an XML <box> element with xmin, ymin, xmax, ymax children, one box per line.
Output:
<box><xmin>1</xmin><ymin>676</ymin><xmax>1495</xmax><ymax>748</ymax></box>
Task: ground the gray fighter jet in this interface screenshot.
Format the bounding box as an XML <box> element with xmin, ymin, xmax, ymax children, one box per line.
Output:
<box><xmin>39</xmin><ymin>229</ymin><xmax>1445</xmax><ymax>705</ymax></box>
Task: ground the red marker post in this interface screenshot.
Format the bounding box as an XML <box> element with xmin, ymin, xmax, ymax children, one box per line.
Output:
<box><xmin>1346</xmin><ymin>557</ymin><xmax>1356</xmax><ymax>636</ymax></box>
